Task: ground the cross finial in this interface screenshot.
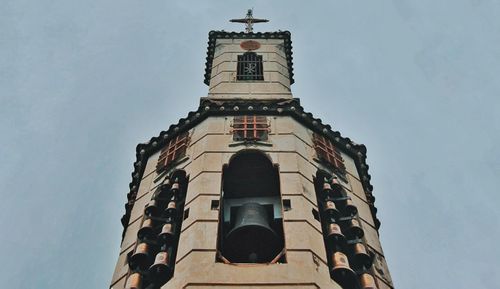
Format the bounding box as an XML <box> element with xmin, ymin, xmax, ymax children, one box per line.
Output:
<box><xmin>230</xmin><ymin>9</ymin><xmax>269</xmax><ymax>33</ymax></box>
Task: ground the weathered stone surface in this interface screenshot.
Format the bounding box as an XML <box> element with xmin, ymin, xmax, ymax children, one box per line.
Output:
<box><xmin>110</xmin><ymin>248</ymin><xmax>132</xmax><ymax>286</ymax></box>
<box><xmin>361</xmin><ymin>219</ymin><xmax>383</xmax><ymax>255</ymax></box>
<box><xmin>163</xmin><ymin>251</ymin><xmax>340</xmax><ymax>289</ymax></box>
<box><xmin>121</xmin><ymin>218</ymin><xmax>140</xmax><ymax>253</ymax></box>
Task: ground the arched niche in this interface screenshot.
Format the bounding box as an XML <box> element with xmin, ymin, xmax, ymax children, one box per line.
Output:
<box><xmin>217</xmin><ymin>150</ymin><xmax>285</xmax><ymax>264</ymax></box>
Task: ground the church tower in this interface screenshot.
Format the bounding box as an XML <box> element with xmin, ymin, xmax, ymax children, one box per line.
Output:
<box><xmin>110</xmin><ymin>10</ymin><xmax>394</xmax><ymax>289</ymax></box>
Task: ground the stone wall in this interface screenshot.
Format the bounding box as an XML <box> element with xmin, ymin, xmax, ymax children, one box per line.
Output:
<box><xmin>208</xmin><ymin>38</ymin><xmax>292</xmax><ymax>100</ymax></box>
<box><xmin>110</xmin><ymin>116</ymin><xmax>392</xmax><ymax>289</ymax></box>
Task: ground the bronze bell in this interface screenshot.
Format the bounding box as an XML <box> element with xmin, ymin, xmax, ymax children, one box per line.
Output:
<box><xmin>165</xmin><ymin>200</ymin><xmax>177</xmax><ymax>216</ymax></box>
<box><xmin>224</xmin><ymin>202</ymin><xmax>281</xmax><ymax>263</ymax></box>
<box><xmin>344</xmin><ymin>198</ymin><xmax>358</xmax><ymax>217</ymax></box>
<box><xmin>156</xmin><ymin>181</ymin><xmax>171</xmax><ymax>199</ymax></box>
<box><xmin>331</xmin><ymin>178</ymin><xmax>343</xmax><ymax>194</ymax></box>
<box><xmin>159</xmin><ymin>223</ymin><xmax>176</xmax><ymax>244</ymax></box>
<box><xmin>163</xmin><ymin>177</ymin><xmax>171</xmax><ymax>187</ymax></box>
<box><xmin>346</xmin><ymin>218</ymin><xmax>364</xmax><ymax>239</ymax></box>
<box><xmin>323</xmin><ymin>200</ymin><xmax>340</xmax><ymax>219</ymax></box>
<box><xmin>125</xmin><ymin>272</ymin><xmax>141</xmax><ymax>289</ymax></box>
<box><xmin>170</xmin><ymin>179</ymin><xmax>180</xmax><ymax>195</ymax></box>
<box><xmin>137</xmin><ymin>218</ymin><xmax>154</xmax><ymax>240</ymax></box>
<box><xmin>352</xmin><ymin>242</ymin><xmax>372</xmax><ymax>269</ymax></box>
<box><xmin>149</xmin><ymin>251</ymin><xmax>171</xmax><ymax>282</ymax></box>
<box><xmin>129</xmin><ymin>243</ymin><xmax>151</xmax><ymax>269</ymax></box>
<box><xmin>330</xmin><ymin>251</ymin><xmax>356</xmax><ymax>287</ymax></box>
<box><xmin>322</xmin><ymin>182</ymin><xmax>332</xmax><ymax>195</ymax></box>
<box><xmin>359</xmin><ymin>273</ymin><xmax>378</xmax><ymax>289</ymax></box>
<box><xmin>144</xmin><ymin>199</ymin><xmax>159</xmax><ymax>217</ymax></box>
<box><xmin>325</xmin><ymin>223</ymin><xmax>346</xmax><ymax>247</ymax></box>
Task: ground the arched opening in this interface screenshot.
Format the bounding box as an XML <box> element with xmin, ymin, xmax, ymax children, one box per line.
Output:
<box><xmin>218</xmin><ymin>150</ymin><xmax>285</xmax><ymax>263</ymax></box>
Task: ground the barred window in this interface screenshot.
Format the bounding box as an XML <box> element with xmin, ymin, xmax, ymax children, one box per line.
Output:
<box><xmin>312</xmin><ymin>133</ymin><xmax>345</xmax><ymax>172</ymax></box>
<box><xmin>237</xmin><ymin>52</ymin><xmax>264</xmax><ymax>81</ymax></box>
<box><xmin>156</xmin><ymin>132</ymin><xmax>189</xmax><ymax>172</ymax></box>
<box><xmin>231</xmin><ymin>116</ymin><xmax>269</xmax><ymax>141</ymax></box>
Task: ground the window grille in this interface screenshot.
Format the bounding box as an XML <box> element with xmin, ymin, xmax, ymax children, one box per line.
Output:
<box><xmin>156</xmin><ymin>132</ymin><xmax>189</xmax><ymax>172</ymax></box>
<box><xmin>231</xmin><ymin>116</ymin><xmax>269</xmax><ymax>141</ymax></box>
<box><xmin>312</xmin><ymin>133</ymin><xmax>346</xmax><ymax>172</ymax></box>
<box><xmin>237</xmin><ymin>52</ymin><xmax>264</xmax><ymax>80</ymax></box>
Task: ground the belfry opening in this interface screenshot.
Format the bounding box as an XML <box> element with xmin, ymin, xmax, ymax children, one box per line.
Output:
<box><xmin>218</xmin><ymin>150</ymin><xmax>285</xmax><ymax>263</ymax></box>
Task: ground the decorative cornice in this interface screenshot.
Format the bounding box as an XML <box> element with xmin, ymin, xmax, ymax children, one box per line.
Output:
<box><xmin>120</xmin><ymin>98</ymin><xmax>381</xmax><ymax>240</ymax></box>
<box><xmin>203</xmin><ymin>30</ymin><xmax>295</xmax><ymax>86</ymax></box>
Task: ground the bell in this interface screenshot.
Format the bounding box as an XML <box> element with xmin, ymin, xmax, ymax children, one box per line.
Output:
<box><xmin>129</xmin><ymin>243</ymin><xmax>151</xmax><ymax>269</ymax></box>
<box><xmin>165</xmin><ymin>200</ymin><xmax>177</xmax><ymax>216</ymax></box>
<box><xmin>224</xmin><ymin>202</ymin><xmax>281</xmax><ymax>263</ymax></box>
<box><xmin>170</xmin><ymin>179</ymin><xmax>180</xmax><ymax>195</ymax></box>
<box><xmin>325</xmin><ymin>223</ymin><xmax>346</xmax><ymax>247</ymax></box>
<box><xmin>346</xmin><ymin>218</ymin><xmax>364</xmax><ymax>239</ymax></box>
<box><xmin>331</xmin><ymin>178</ymin><xmax>343</xmax><ymax>194</ymax></box>
<box><xmin>125</xmin><ymin>272</ymin><xmax>141</xmax><ymax>289</ymax></box>
<box><xmin>149</xmin><ymin>251</ymin><xmax>171</xmax><ymax>282</ymax></box>
<box><xmin>156</xmin><ymin>182</ymin><xmax>171</xmax><ymax>199</ymax></box>
<box><xmin>159</xmin><ymin>223</ymin><xmax>176</xmax><ymax>244</ymax></box>
<box><xmin>323</xmin><ymin>200</ymin><xmax>340</xmax><ymax>219</ymax></box>
<box><xmin>137</xmin><ymin>219</ymin><xmax>154</xmax><ymax>240</ymax></box>
<box><xmin>144</xmin><ymin>199</ymin><xmax>159</xmax><ymax>217</ymax></box>
<box><xmin>359</xmin><ymin>273</ymin><xmax>378</xmax><ymax>289</ymax></box>
<box><xmin>352</xmin><ymin>242</ymin><xmax>372</xmax><ymax>269</ymax></box>
<box><xmin>163</xmin><ymin>177</ymin><xmax>171</xmax><ymax>187</ymax></box>
<box><xmin>344</xmin><ymin>198</ymin><xmax>358</xmax><ymax>217</ymax></box>
<box><xmin>322</xmin><ymin>182</ymin><xmax>332</xmax><ymax>196</ymax></box>
<box><xmin>330</xmin><ymin>251</ymin><xmax>356</xmax><ymax>287</ymax></box>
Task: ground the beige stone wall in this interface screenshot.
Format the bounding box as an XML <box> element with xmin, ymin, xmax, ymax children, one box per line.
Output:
<box><xmin>110</xmin><ymin>116</ymin><xmax>392</xmax><ymax>289</ymax></box>
<box><xmin>208</xmin><ymin>38</ymin><xmax>292</xmax><ymax>100</ymax></box>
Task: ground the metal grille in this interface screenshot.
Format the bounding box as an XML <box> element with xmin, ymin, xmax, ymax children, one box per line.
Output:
<box><xmin>156</xmin><ymin>132</ymin><xmax>189</xmax><ymax>172</ymax></box>
<box><xmin>237</xmin><ymin>52</ymin><xmax>264</xmax><ymax>80</ymax></box>
<box><xmin>231</xmin><ymin>116</ymin><xmax>269</xmax><ymax>141</ymax></box>
<box><xmin>312</xmin><ymin>133</ymin><xmax>346</xmax><ymax>172</ymax></box>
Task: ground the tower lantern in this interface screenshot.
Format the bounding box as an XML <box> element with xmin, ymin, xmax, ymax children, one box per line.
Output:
<box><xmin>110</xmin><ymin>12</ymin><xmax>393</xmax><ymax>289</ymax></box>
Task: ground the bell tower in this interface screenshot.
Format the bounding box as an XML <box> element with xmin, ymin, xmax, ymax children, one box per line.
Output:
<box><xmin>110</xmin><ymin>10</ymin><xmax>394</xmax><ymax>289</ymax></box>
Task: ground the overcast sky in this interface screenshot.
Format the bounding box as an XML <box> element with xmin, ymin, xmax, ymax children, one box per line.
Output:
<box><xmin>1</xmin><ymin>1</ymin><xmax>499</xmax><ymax>288</ymax></box>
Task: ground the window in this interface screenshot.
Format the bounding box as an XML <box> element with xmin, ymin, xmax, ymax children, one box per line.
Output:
<box><xmin>312</xmin><ymin>208</ymin><xmax>320</xmax><ymax>222</ymax></box>
<box><xmin>211</xmin><ymin>200</ymin><xmax>220</xmax><ymax>210</ymax></box>
<box><xmin>237</xmin><ymin>52</ymin><xmax>264</xmax><ymax>80</ymax></box>
<box><xmin>283</xmin><ymin>199</ymin><xmax>291</xmax><ymax>211</ymax></box>
<box><xmin>183</xmin><ymin>208</ymin><xmax>190</xmax><ymax>220</ymax></box>
<box><xmin>312</xmin><ymin>133</ymin><xmax>346</xmax><ymax>172</ymax></box>
<box><xmin>156</xmin><ymin>132</ymin><xmax>189</xmax><ymax>172</ymax></box>
<box><xmin>231</xmin><ymin>116</ymin><xmax>269</xmax><ymax>141</ymax></box>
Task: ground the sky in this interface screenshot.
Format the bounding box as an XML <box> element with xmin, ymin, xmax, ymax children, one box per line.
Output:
<box><xmin>1</xmin><ymin>1</ymin><xmax>499</xmax><ymax>288</ymax></box>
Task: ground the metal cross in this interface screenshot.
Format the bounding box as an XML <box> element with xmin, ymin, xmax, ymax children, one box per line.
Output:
<box><xmin>230</xmin><ymin>9</ymin><xmax>269</xmax><ymax>33</ymax></box>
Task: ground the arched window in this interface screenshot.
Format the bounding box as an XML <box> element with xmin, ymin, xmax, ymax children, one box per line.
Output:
<box><xmin>237</xmin><ymin>52</ymin><xmax>264</xmax><ymax>80</ymax></box>
<box><xmin>217</xmin><ymin>151</ymin><xmax>285</xmax><ymax>263</ymax></box>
